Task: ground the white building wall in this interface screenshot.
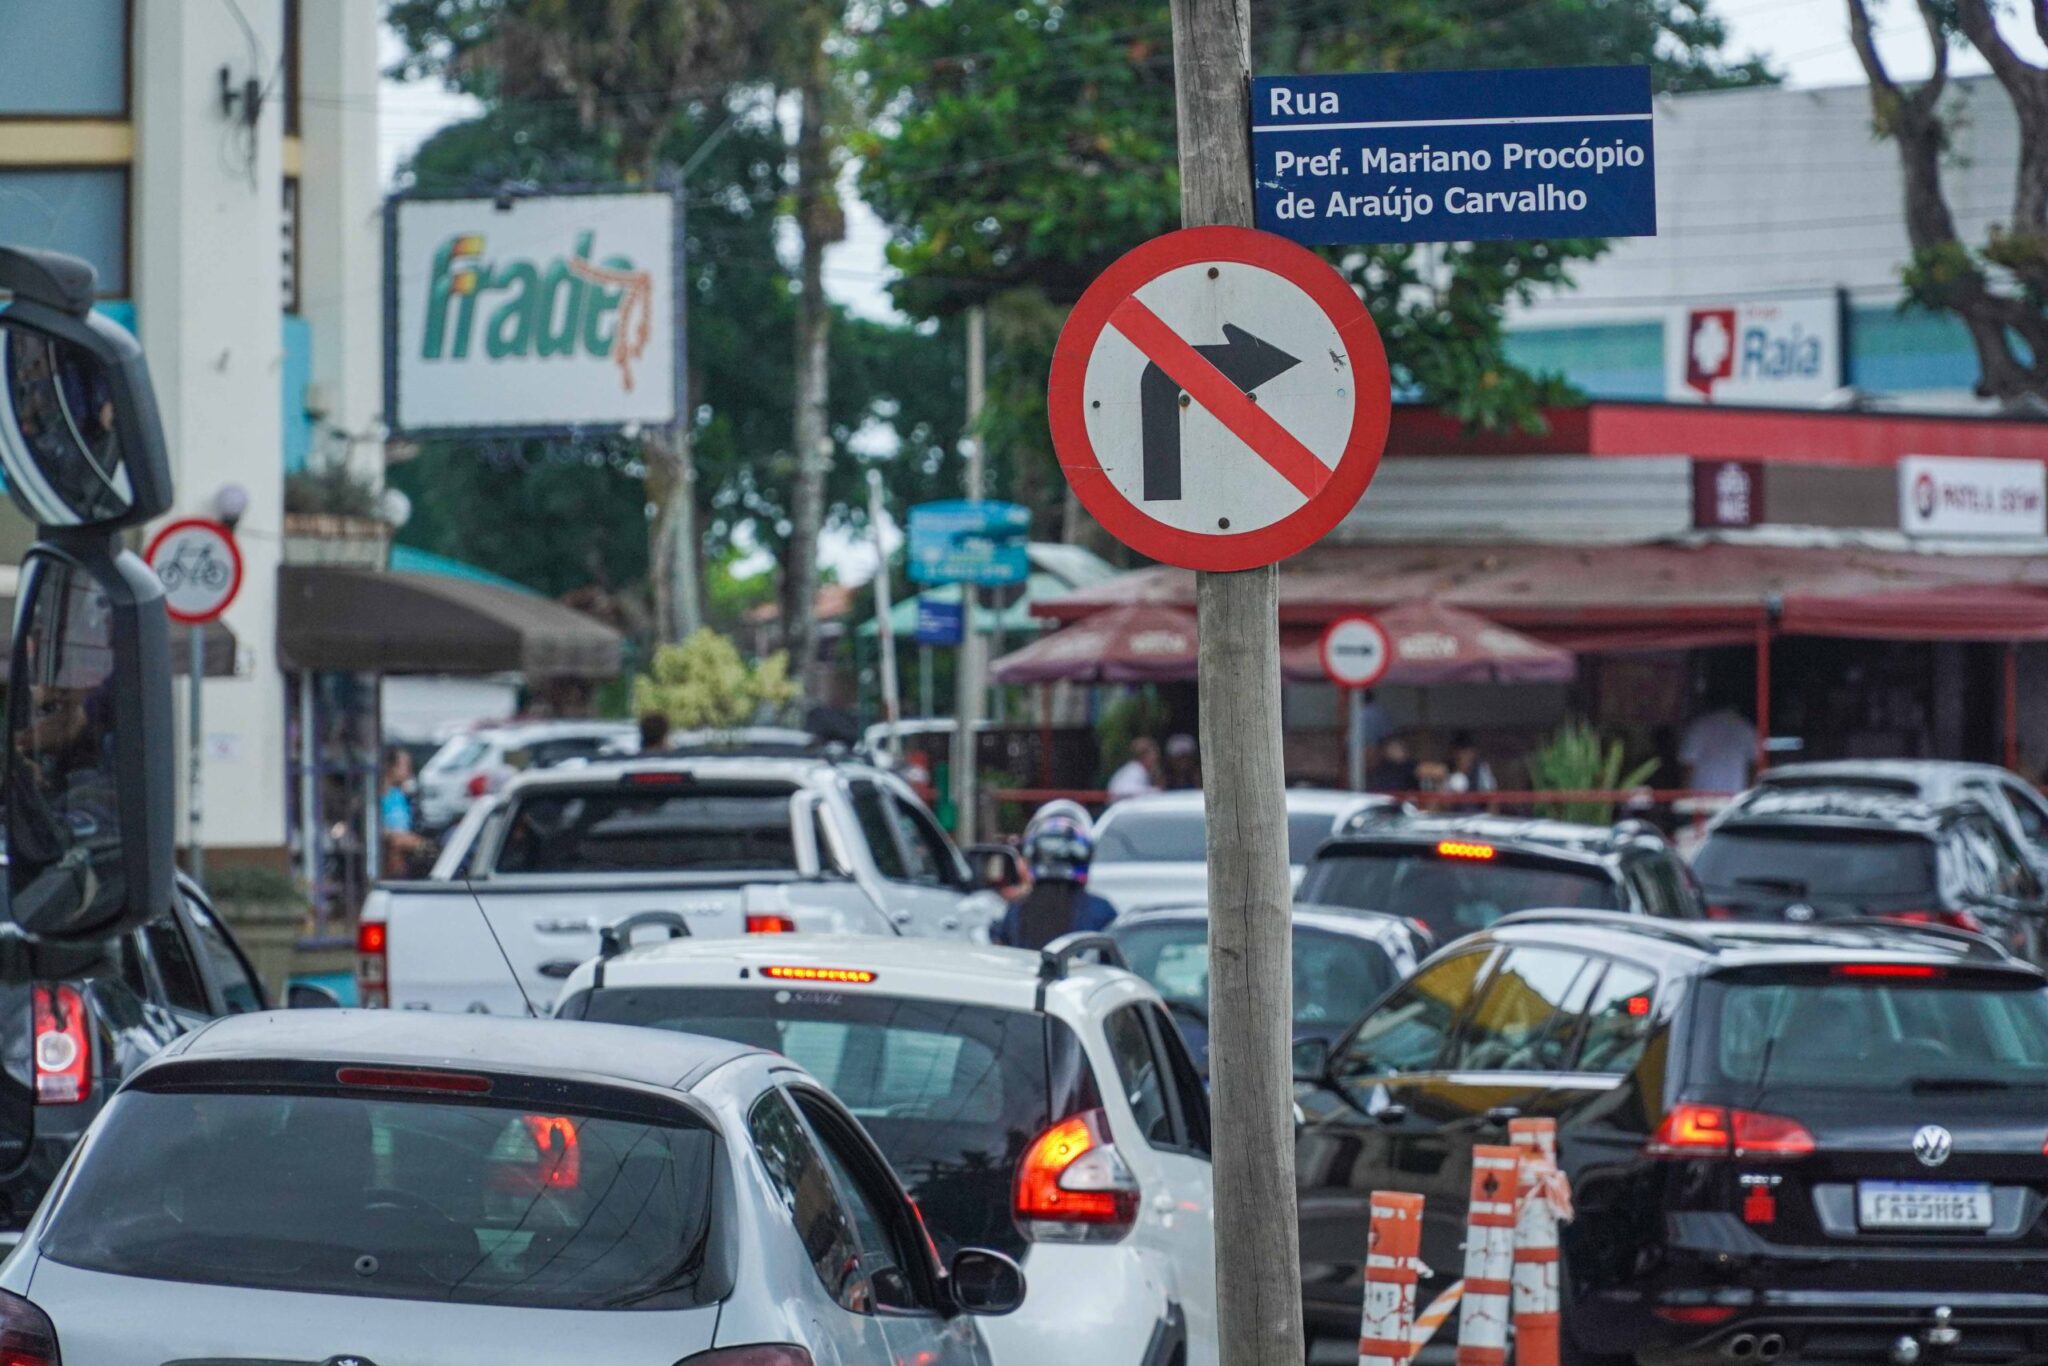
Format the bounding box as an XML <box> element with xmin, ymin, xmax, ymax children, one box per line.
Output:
<box><xmin>133</xmin><ymin>0</ymin><xmax>289</xmax><ymax>855</ymax></box>
<box><xmin>1336</xmin><ymin>455</ymin><xmax>1694</xmax><ymax>543</ymax></box>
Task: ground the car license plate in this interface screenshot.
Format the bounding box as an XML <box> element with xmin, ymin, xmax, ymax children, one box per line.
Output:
<box><xmin>1857</xmin><ymin>1181</ymin><xmax>1993</xmax><ymax>1230</ymax></box>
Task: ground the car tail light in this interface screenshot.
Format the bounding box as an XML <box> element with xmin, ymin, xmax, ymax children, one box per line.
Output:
<box><xmin>1884</xmin><ymin>909</ymin><xmax>1986</xmax><ymax>934</ymax></box>
<box><xmin>1653</xmin><ymin>1305</ymin><xmax>1738</xmax><ymax>1326</ymax></box>
<box><xmin>337</xmin><ymin>1066</ymin><xmax>492</xmax><ymax>1095</ymax></box>
<box><xmin>745</xmin><ymin>914</ymin><xmax>798</xmax><ymax>935</ymax></box>
<box><xmin>356</xmin><ymin>919</ymin><xmax>389</xmax><ymax>1008</ymax></box>
<box><xmin>1436</xmin><ymin>840</ymin><xmax>1496</xmax><ymax>861</ymax></box>
<box><xmin>1834</xmin><ymin>963</ymin><xmax>1941</xmax><ymax>979</ymax></box>
<box><xmin>1647</xmin><ymin>1103</ymin><xmax>1814</xmax><ymax>1160</ymax></box>
<box><xmin>1703</xmin><ymin>904</ymin><xmax>1736</xmax><ymax>920</ymax></box>
<box><xmin>31</xmin><ymin>986</ymin><xmax>89</xmax><ymax>1106</ymax></box>
<box><xmin>675</xmin><ymin>1349</ymin><xmax>812</xmax><ymax>1366</ymax></box>
<box><xmin>759</xmin><ymin>965</ymin><xmax>876</xmax><ymax>984</ymax></box>
<box><xmin>466</xmin><ymin>771</ymin><xmax>491</xmax><ymax>797</ymax></box>
<box><xmin>0</xmin><ymin>1289</ymin><xmax>59</xmax><ymax>1365</ymax></box>
<box><xmin>1015</xmin><ymin>1108</ymin><xmax>1138</xmax><ymax>1242</ymax></box>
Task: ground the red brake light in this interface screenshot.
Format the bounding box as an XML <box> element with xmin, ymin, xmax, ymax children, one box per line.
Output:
<box><xmin>1647</xmin><ymin>1103</ymin><xmax>1814</xmax><ymax>1159</ymax></box>
<box><xmin>336</xmin><ymin>1066</ymin><xmax>493</xmax><ymax>1095</ymax></box>
<box><xmin>675</xmin><ymin>1349</ymin><xmax>814</xmax><ymax>1366</ymax></box>
<box><xmin>356</xmin><ymin>918</ymin><xmax>389</xmax><ymax>1009</ymax></box>
<box><xmin>759</xmin><ymin>965</ymin><xmax>875</xmax><ymax>984</ymax></box>
<box><xmin>625</xmin><ymin>770</ymin><xmax>694</xmax><ymax>786</ymax></box>
<box><xmin>1436</xmin><ymin>840</ymin><xmax>1496</xmax><ymax>861</ymax></box>
<box><xmin>745</xmin><ymin>914</ymin><xmax>799</xmax><ymax>935</ymax></box>
<box><xmin>0</xmin><ymin>1288</ymin><xmax>60</xmax><ymax>1366</ymax></box>
<box><xmin>1015</xmin><ymin>1108</ymin><xmax>1138</xmax><ymax>1238</ymax></box>
<box><xmin>466</xmin><ymin>771</ymin><xmax>490</xmax><ymax>797</ymax></box>
<box><xmin>1654</xmin><ymin>1305</ymin><xmax>1738</xmax><ymax>1326</ymax></box>
<box><xmin>1834</xmin><ymin>963</ymin><xmax>1941</xmax><ymax>979</ymax></box>
<box><xmin>1703</xmin><ymin>904</ymin><xmax>1736</xmax><ymax>920</ymax></box>
<box><xmin>1625</xmin><ymin>994</ymin><xmax>1652</xmax><ymax>1017</ymax></box>
<box><xmin>32</xmin><ymin>985</ymin><xmax>90</xmax><ymax>1106</ymax></box>
<box><xmin>1883</xmin><ymin>909</ymin><xmax>1986</xmax><ymax>934</ymax></box>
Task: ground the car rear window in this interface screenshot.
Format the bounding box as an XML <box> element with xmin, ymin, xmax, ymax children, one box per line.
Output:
<box><xmin>1297</xmin><ymin>844</ymin><xmax>1620</xmax><ymax>941</ymax></box>
<box><xmin>494</xmin><ymin>784</ymin><xmax>796</xmax><ymax>873</ymax></box>
<box><xmin>1116</xmin><ymin>920</ymin><xmax>1397</xmax><ymax>1034</ymax></box>
<box><xmin>1699</xmin><ymin>969</ymin><xmax>2048</xmax><ymax>1091</ymax></box>
<box><xmin>426</xmin><ymin>736</ymin><xmax>489</xmax><ymax>773</ymax></box>
<box><xmin>574</xmin><ymin>986</ymin><xmax>1092</xmax><ymax>1257</ymax></box>
<box><xmin>41</xmin><ymin>1089</ymin><xmax>720</xmax><ymax>1309</ymax></box>
<box><xmin>1693</xmin><ymin>827</ymin><xmax>1936</xmax><ymax>904</ymax></box>
<box><xmin>1097</xmin><ymin>809</ymin><xmax>1341</xmax><ymax>865</ymax></box>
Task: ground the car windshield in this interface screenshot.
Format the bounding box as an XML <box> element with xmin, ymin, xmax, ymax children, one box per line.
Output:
<box><xmin>1693</xmin><ymin>827</ymin><xmax>1936</xmax><ymax>903</ymax></box>
<box><xmin>426</xmin><ymin>736</ymin><xmax>489</xmax><ymax>773</ymax></box>
<box><xmin>1096</xmin><ymin>808</ymin><xmax>1341</xmax><ymax>865</ymax></box>
<box><xmin>493</xmin><ymin>784</ymin><xmax>797</xmax><ymax>873</ymax></box>
<box><xmin>40</xmin><ymin>1088</ymin><xmax>720</xmax><ymax>1310</ymax></box>
<box><xmin>1701</xmin><ymin>970</ymin><xmax>2048</xmax><ymax>1091</ymax></box>
<box><xmin>1116</xmin><ymin>920</ymin><xmax>1396</xmax><ymax>1034</ymax></box>
<box><xmin>576</xmin><ymin>986</ymin><xmax>1088</xmax><ymax>1257</ymax></box>
<box><xmin>1296</xmin><ymin>844</ymin><xmax>1619</xmax><ymax>941</ymax></box>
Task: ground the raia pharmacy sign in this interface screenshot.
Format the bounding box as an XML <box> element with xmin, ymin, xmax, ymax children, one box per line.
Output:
<box><xmin>387</xmin><ymin>191</ymin><xmax>681</xmax><ymax>436</ymax></box>
<box><xmin>1664</xmin><ymin>295</ymin><xmax>1844</xmax><ymax>407</ymax></box>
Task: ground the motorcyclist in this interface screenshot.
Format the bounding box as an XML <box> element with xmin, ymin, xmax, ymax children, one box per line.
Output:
<box><xmin>993</xmin><ymin>804</ymin><xmax>1117</xmax><ymax>950</ymax></box>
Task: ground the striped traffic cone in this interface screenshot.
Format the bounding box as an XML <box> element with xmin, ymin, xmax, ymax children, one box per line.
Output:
<box><xmin>1358</xmin><ymin>1191</ymin><xmax>1424</xmax><ymax>1366</ymax></box>
<box><xmin>1454</xmin><ymin>1145</ymin><xmax>1519</xmax><ymax>1366</ymax></box>
<box><xmin>1510</xmin><ymin>1118</ymin><xmax>1564</xmax><ymax>1366</ymax></box>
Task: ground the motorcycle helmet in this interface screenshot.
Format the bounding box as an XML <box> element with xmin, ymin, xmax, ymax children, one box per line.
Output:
<box><xmin>1022</xmin><ymin>811</ymin><xmax>1094</xmax><ymax>884</ymax></box>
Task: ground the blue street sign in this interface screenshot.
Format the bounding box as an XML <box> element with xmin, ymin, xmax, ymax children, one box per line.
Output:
<box><xmin>914</xmin><ymin>598</ymin><xmax>965</xmax><ymax>647</ymax></box>
<box><xmin>907</xmin><ymin>500</ymin><xmax>1031</xmax><ymax>586</ymax></box>
<box><xmin>1252</xmin><ymin>65</ymin><xmax>1656</xmax><ymax>247</ymax></box>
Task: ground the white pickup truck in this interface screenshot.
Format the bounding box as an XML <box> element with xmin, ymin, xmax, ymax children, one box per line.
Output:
<box><xmin>359</xmin><ymin>754</ymin><xmax>1008</xmax><ymax>1014</ymax></box>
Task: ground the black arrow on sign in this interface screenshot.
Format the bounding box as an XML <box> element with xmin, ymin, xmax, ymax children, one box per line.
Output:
<box><xmin>1139</xmin><ymin>323</ymin><xmax>1301</xmax><ymax>501</ymax></box>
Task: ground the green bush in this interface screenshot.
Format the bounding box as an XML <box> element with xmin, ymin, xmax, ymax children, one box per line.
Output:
<box><xmin>1526</xmin><ymin>721</ymin><xmax>1659</xmax><ymax>824</ymax></box>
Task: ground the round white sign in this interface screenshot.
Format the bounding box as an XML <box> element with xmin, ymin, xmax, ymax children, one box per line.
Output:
<box><xmin>143</xmin><ymin>518</ymin><xmax>243</xmax><ymax>625</ymax></box>
<box><xmin>1320</xmin><ymin>615</ymin><xmax>1391</xmax><ymax>689</ymax></box>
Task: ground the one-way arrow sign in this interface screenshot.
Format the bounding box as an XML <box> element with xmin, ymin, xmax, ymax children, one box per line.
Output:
<box><xmin>1141</xmin><ymin>324</ymin><xmax>1300</xmax><ymax>501</ymax></box>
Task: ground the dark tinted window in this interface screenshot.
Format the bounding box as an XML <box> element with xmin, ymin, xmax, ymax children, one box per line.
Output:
<box><xmin>1577</xmin><ymin>962</ymin><xmax>1658</xmax><ymax>1074</ymax></box>
<box><xmin>187</xmin><ymin>901</ymin><xmax>262</xmax><ymax>1014</ymax></box>
<box><xmin>1693</xmin><ymin>827</ymin><xmax>1936</xmax><ymax>905</ymax></box>
<box><xmin>1096</xmin><ymin>808</ymin><xmax>1342</xmax><ymax>865</ymax></box>
<box><xmin>494</xmin><ymin>785</ymin><xmax>796</xmax><ymax>873</ymax></box>
<box><xmin>886</xmin><ymin>792</ymin><xmax>961</xmax><ymax>887</ymax></box>
<box><xmin>792</xmin><ymin>1093</ymin><xmax>929</xmax><ymax>1313</ymax></box>
<box><xmin>1298</xmin><ymin>845</ymin><xmax>1620</xmax><ymax>940</ymax></box>
<box><xmin>144</xmin><ymin>914</ymin><xmax>209</xmax><ymax>1016</ymax></box>
<box><xmin>2001</xmin><ymin>781</ymin><xmax>2048</xmax><ymax>844</ymax></box>
<box><xmin>750</xmin><ymin>1090</ymin><xmax>867</xmax><ymax>1310</ymax></box>
<box><xmin>1449</xmin><ymin>947</ymin><xmax>1594</xmax><ymax>1072</ymax></box>
<box><xmin>1700</xmin><ymin>971</ymin><xmax>2048</xmax><ymax>1091</ymax></box>
<box><xmin>581</xmin><ymin>986</ymin><xmax>1058</xmax><ymax>1257</ymax></box>
<box><xmin>848</xmin><ymin>781</ymin><xmax>909</xmax><ymax>880</ymax></box>
<box><xmin>44</xmin><ymin>1089</ymin><xmax>719</xmax><ymax>1310</ymax></box>
<box><xmin>1105</xmin><ymin>1005</ymin><xmax>1174</xmax><ymax>1148</ymax></box>
<box><xmin>1148</xmin><ymin>1004</ymin><xmax>1211</xmax><ymax>1156</ymax></box>
<box><xmin>1337</xmin><ymin>950</ymin><xmax>1488</xmax><ymax>1079</ymax></box>
<box><xmin>1115</xmin><ymin>920</ymin><xmax>1397</xmax><ymax>1036</ymax></box>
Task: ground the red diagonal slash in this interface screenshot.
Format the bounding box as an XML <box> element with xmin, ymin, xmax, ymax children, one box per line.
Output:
<box><xmin>1108</xmin><ymin>295</ymin><xmax>1331</xmax><ymax>499</ymax></box>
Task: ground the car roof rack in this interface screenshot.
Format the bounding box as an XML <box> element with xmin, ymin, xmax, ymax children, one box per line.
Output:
<box><xmin>1821</xmin><ymin>917</ymin><xmax>2014</xmax><ymax>963</ymax></box>
<box><xmin>1039</xmin><ymin>932</ymin><xmax>1129</xmax><ymax>981</ymax></box>
<box><xmin>591</xmin><ymin>911</ymin><xmax>694</xmax><ymax>989</ymax></box>
<box><xmin>1492</xmin><ymin>909</ymin><xmax>1722</xmax><ymax>952</ymax></box>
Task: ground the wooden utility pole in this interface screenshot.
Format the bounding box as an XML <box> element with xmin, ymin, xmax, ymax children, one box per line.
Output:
<box><xmin>1170</xmin><ymin>2</ymin><xmax>1305</xmax><ymax>1363</ymax></box>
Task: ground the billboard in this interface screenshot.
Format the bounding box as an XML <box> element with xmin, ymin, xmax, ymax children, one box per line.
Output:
<box><xmin>1899</xmin><ymin>455</ymin><xmax>2047</xmax><ymax>539</ymax></box>
<box><xmin>386</xmin><ymin>191</ymin><xmax>681</xmax><ymax>436</ymax></box>
<box><xmin>1664</xmin><ymin>294</ymin><xmax>1843</xmax><ymax>407</ymax></box>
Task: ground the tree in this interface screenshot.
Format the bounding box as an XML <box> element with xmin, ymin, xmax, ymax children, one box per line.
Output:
<box><xmin>632</xmin><ymin>630</ymin><xmax>799</xmax><ymax>729</ymax></box>
<box><xmin>1846</xmin><ymin>0</ymin><xmax>2048</xmax><ymax>404</ymax></box>
<box><xmin>852</xmin><ymin>0</ymin><xmax>1771</xmax><ymax>535</ymax></box>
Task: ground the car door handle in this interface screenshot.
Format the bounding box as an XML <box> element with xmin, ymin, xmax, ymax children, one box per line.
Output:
<box><xmin>891</xmin><ymin>909</ymin><xmax>914</xmax><ymax>925</ymax></box>
<box><xmin>536</xmin><ymin>959</ymin><xmax>580</xmax><ymax>979</ymax></box>
<box><xmin>1484</xmin><ymin>1105</ymin><xmax>1522</xmax><ymax>1125</ymax></box>
<box><xmin>1373</xmin><ymin>1104</ymin><xmax>1409</xmax><ymax>1125</ymax></box>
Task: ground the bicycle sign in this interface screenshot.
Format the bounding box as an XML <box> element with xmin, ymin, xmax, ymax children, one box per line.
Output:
<box><xmin>144</xmin><ymin>518</ymin><xmax>242</xmax><ymax>624</ymax></box>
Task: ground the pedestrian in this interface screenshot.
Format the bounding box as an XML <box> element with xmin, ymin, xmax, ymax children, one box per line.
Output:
<box><xmin>993</xmin><ymin>805</ymin><xmax>1116</xmax><ymax>950</ymax></box>
<box><xmin>637</xmin><ymin>710</ymin><xmax>671</xmax><ymax>753</ymax></box>
<box><xmin>1680</xmin><ymin>695</ymin><xmax>1758</xmax><ymax>795</ymax></box>
<box><xmin>1106</xmin><ymin>736</ymin><xmax>1163</xmax><ymax>801</ymax></box>
<box><xmin>379</xmin><ymin>747</ymin><xmax>429</xmax><ymax>878</ymax></box>
<box><xmin>1445</xmin><ymin>731</ymin><xmax>1498</xmax><ymax>799</ymax></box>
<box><xmin>1164</xmin><ymin>732</ymin><xmax>1201</xmax><ymax>789</ymax></box>
<box><xmin>1365</xmin><ymin>735</ymin><xmax>1419</xmax><ymax>794</ymax></box>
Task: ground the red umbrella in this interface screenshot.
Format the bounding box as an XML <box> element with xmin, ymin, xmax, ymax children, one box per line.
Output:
<box><xmin>991</xmin><ymin>604</ymin><xmax>1199</xmax><ymax>684</ymax></box>
<box><xmin>1281</xmin><ymin>600</ymin><xmax>1574</xmax><ymax>685</ymax></box>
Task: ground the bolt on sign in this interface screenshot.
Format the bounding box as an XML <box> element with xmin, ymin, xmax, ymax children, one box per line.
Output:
<box><xmin>386</xmin><ymin>190</ymin><xmax>682</xmax><ymax>437</ymax></box>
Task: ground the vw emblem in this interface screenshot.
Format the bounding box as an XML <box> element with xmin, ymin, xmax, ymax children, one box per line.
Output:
<box><xmin>1913</xmin><ymin>1124</ymin><xmax>1954</xmax><ymax>1168</ymax></box>
<box><xmin>322</xmin><ymin>1357</ymin><xmax>377</xmax><ymax>1366</ymax></box>
<box><xmin>1784</xmin><ymin>903</ymin><xmax>1817</xmax><ymax>923</ymax></box>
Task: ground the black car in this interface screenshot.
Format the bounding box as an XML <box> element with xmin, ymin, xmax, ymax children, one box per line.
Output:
<box><xmin>0</xmin><ymin>874</ymin><xmax>272</xmax><ymax>1240</ymax></box>
<box><xmin>1695</xmin><ymin>790</ymin><xmax>2048</xmax><ymax>961</ymax></box>
<box><xmin>1293</xmin><ymin>911</ymin><xmax>2048</xmax><ymax>1365</ymax></box>
<box><xmin>1295</xmin><ymin>812</ymin><xmax>1703</xmax><ymax>943</ymax></box>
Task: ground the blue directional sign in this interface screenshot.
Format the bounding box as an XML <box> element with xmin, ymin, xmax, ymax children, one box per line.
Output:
<box><xmin>1252</xmin><ymin>65</ymin><xmax>1655</xmax><ymax>247</ymax></box>
<box><xmin>914</xmin><ymin>598</ymin><xmax>965</xmax><ymax>647</ymax></box>
<box><xmin>907</xmin><ymin>500</ymin><xmax>1031</xmax><ymax>586</ymax></box>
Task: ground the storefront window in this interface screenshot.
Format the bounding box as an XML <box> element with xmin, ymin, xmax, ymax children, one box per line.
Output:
<box><xmin>0</xmin><ymin>0</ymin><xmax>128</xmax><ymax>116</ymax></box>
<box><xmin>0</xmin><ymin>169</ymin><xmax>128</xmax><ymax>295</ymax></box>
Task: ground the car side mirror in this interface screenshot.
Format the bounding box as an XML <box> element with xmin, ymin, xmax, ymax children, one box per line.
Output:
<box><xmin>286</xmin><ymin>982</ymin><xmax>343</xmax><ymax>1009</ymax></box>
<box><xmin>1292</xmin><ymin>1035</ymin><xmax>1334</xmax><ymax>1085</ymax></box>
<box><xmin>966</xmin><ymin>842</ymin><xmax>1026</xmax><ymax>893</ymax></box>
<box><xmin>948</xmin><ymin>1247</ymin><xmax>1025</xmax><ymax>1316</ymax></box>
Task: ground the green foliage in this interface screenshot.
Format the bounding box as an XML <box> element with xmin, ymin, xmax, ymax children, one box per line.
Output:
<box><xmin>1526</xmin><ymin>721</ymin><xmax>1660</xmax><ymax>824</ymax></box>
<box><xmin>632</xmin><ymin>629</ymin><xmax>800</xmax><ymax>730</ymax></box>
<box><xmin>284</xmin><ymin>461</ymin><xmax>385</xmax><ymax>519</ymax></box>
<box><xmin>203</xmin><ymin>865</ymin><xmax>311</xmax><ymax>908</ymax></box>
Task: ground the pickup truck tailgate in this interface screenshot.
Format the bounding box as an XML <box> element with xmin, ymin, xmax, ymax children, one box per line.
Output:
<box><xmin>365</xmin><ymin>875</ymin><xmax>897</xmax><ymax>1015</ymax></box>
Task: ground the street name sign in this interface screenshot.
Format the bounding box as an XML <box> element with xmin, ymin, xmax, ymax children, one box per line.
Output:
<box><xmin>907</xmin><ymin>500</ymin><xmax>1031</xmax><ymax>586</ymax></box>
<box><xmin>1320</xmin><ymin>614</ymin><xmax>1391</xmax><ymax>689</ymax></box>
<box><xmin>144</xmin><ymin>519</ymin><xmax>243</xmax><ymax>625</ymax></box>
<box><xmin>914</xmin><ymin>597</ymin><xmax>965</xmax><ymax>646</ymax></box>
<box><xmin>1252</xmin><ymin>65</ymin><xmax>1656</xmax><ymax>246</ymax></box>
<box><xmin>1048</xmin><ymin>226</ymin><xmax>1391</xmax><ymax>572</ymax></box>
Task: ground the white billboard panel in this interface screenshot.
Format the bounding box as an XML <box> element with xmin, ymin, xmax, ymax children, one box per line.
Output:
<box><xmin>1663</xmin><ymin>294</ymin><xmax>1842</xmax><ymax>406</ymax></box>
<box><xmin>388</xmin><ymin>192</ymin><xmax>680</xmax><ymax>434</ymax></box>
<box><xmin>1899</xmin><ymin>455</ymin><xmax>2047</xmax><ymax>539</ymax></box>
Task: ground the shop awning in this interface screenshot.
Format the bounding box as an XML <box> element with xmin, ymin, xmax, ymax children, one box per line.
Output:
<box><xmin>1035</xmin><ymin>541</ymin><xmax>2048</xmax><ymax>650</ymax></box>
<box><xmin>1278</xmin><ymin>601</ymin><xmax>1576</xmax><ymax>684</ymax></box>
<box><xmin>276</xmin><ymin>566</ymin><xmax>624</xmax><ymax>677</ymax></box>
<box><xmin>992</xmin><ymin>604</ymin><xmax>1198</xmax><ymax>684</ymax></box>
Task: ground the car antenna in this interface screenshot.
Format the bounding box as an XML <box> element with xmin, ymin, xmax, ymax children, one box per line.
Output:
<box><xmin>466</xmin><ymin>878</ymin><xmax>541</xmax><ymax>1019</ymax></box>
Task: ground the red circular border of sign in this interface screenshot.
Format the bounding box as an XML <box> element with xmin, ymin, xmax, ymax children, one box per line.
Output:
<box><xmin>143</xmin><ymin>517</ymin><xmax>245</xmax><ymax>625</ymax></box>
<box><xmin>1048</xmin><ymin>225</ymin><xmax>1392</xmax><ymax>573</ymax></box>
<box><xmin>1320</xmin><ymin>614</ymin><xmax>1391</xmax><ymax>689</ymax></box>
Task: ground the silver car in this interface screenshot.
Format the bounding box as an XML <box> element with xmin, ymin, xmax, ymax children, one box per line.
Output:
<box><xmin>0</xmin><ymin>1012</ymin><xmax>1023</xmax><ymax>1365</ymax></box>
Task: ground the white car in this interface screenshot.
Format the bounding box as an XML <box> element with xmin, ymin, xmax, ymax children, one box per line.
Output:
<box><xmin>557</xmin><ymin>932</ymin><xmax>1218</xmax><ymax>1366</ymax></box>
<box><xmin>0</xmin><ymin>1010</ymin><xmax>1024</xmax><ymax>1365</ymax></box>
<box><xmin>417</xmin><ymin>720</ymin><xmax>639</xmax><ymax>830</ymax></box>
<box><xmin>1088</xmin><ymin>789</ymin><xmax>1405</xmax><ymax>914</ymax></box>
